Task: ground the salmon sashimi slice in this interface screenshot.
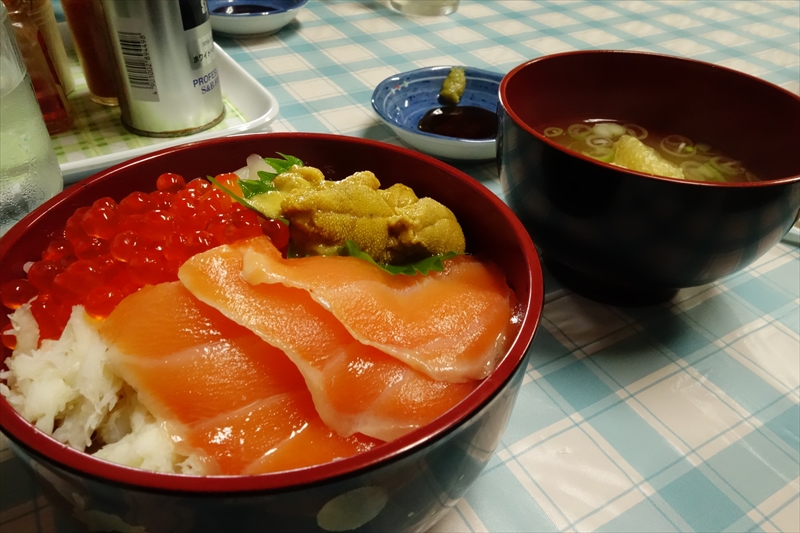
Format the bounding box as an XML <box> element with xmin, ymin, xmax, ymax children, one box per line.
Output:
<box><xmin>177</xmin><ymin>242</ymin><xmax>477</xmax><ymax>442</ymax></box>
<box><xmin>185</xmin><ymin>391</ymin><xmax>376</xmax><ymax>475</ymax></box>
<box><xmin>99</xmin><ymin>282</ymin><xmax>380</xmax><ymax>475</ymax></box>
<box><xmin>238</xmin><ymin>236</ymin><xmax>516</xmax><ymax>382</ymax></box>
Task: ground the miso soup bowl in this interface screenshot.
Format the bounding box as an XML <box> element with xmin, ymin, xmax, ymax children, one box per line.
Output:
<box><xmin>499</xmin><ymin>50</ymin><xmax>800</xmax><ymax>305</ymax></box>
<box><xmin>0</xmin><ymin>133</ymin><xmax>543</xmax><ymax>533</ymax></box>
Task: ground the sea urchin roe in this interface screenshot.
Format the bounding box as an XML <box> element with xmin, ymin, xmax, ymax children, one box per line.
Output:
<box><xmin>1</xmin><ymin>173</ymin><xmax>290</xmax><ymax>343</ymax></box>
<box><xmin>253</xmin><ymin>168</ymin><xmax>465</xmax><ymax>265</ymax></box>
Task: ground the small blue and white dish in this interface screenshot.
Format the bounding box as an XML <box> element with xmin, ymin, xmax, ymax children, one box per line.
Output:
<box><xmin>207</xmin><ymin>0</ymin><xmax>307</xmax><ymax>37</ymax></box>
<box><xmin>371</xmin><ymin>66</ymin><xmax>504</xmax><ymax>161</ymax></box>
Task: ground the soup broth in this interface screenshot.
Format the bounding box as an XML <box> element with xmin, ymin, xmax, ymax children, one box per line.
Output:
<box><xmin>542</xmin><ymin>120</ymin><xmax>759</xmax><ymax>183</ymax></box>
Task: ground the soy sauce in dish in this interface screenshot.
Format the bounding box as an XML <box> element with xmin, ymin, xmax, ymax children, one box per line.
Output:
<box><xmin>418</xmin><ymin>106</ymin><xmax>497</xmax><ymax>140</ymax></box>
<box><xmin>213</xmin><ymin>4</ymin><xmax>277</xmax><ymax>14</ymax></box>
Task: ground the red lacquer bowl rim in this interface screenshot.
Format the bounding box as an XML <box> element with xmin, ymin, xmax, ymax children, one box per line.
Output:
<box><xmin>499</xmin><ymin>49</ymin><xmax>800</xmax><ymax>188</ymax></box>
<box><xmin>0</xmin><ymin>132</ymin><xmax>544</xmax><ymax>494</ymax></box>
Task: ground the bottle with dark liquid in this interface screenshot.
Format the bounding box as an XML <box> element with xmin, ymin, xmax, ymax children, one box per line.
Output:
<box><xmin>62</xmin><ymin>0</ymin><xmax>118</xmax><ymax>106</ymax></box>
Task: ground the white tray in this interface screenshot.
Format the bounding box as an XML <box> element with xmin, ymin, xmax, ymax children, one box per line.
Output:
<box><xmin>54</xmin><ymin>23</ymin><xmax>279</xmax><ymax>183</ymax></box>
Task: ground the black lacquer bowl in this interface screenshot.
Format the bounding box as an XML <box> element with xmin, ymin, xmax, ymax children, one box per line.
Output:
<box><xmin>0</xmin><ymin>133</ymin><xmax>543</xmax><ymax>532</ymax></box>
<box><xmin>499</xmin><ymin>50</ymin><xmax>800</xmax><ymax>305</ymax></box>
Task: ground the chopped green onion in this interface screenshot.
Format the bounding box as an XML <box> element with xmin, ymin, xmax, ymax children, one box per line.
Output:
<box><xmin>543</xmin><ymin>127</ymin><xmax>563</xmax><ymax>138</ymax></box>
<box><xmin>568</xmin><ymin>123</ymin><xmax>592</xmax><ymax>140</ymax></box>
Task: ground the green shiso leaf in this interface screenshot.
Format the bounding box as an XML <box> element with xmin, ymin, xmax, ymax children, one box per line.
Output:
<box><xmin>264</xmin><ymin>153</ymin><xmax>303</xmax><ymax>175</ymax></box>
<box><xmin>207</xmin><ymin>175</ymin><xmax>290</xmax><ymax>225</ymax></box>
<box><xmin>343</xmin><ymin>240</ymin><xmax>460</xmax><ymax>276</ymax></box>
<box><xmin>239</xmin><ymin>178</ymin><xmax>275</xmax><ymax>198</ymax></box>
<box><xmin>256</xmin><ymin>170</ymin><xmax>276</xmax><ymax>182</ymax></box>
<box><xmin>235</xmin><ymin>153</ymin><xmax>304</xmax><ymax>198</ymax></box>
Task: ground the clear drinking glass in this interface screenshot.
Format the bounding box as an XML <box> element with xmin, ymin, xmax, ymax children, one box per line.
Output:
<box><xmin>0</xmin><ymin>2</ymin><xmax>63</xmax><ymax>236</ymax></box>
<box><xmin>389</xmin><ymin>0</ymin><xmax>460</xmax><ymax>16</ymax></box>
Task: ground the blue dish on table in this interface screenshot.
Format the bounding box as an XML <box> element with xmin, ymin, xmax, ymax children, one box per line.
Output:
<box><xmin>208</xmin><ymin>0</ymin><xmax>307</xmax><ymax>36</ymax></box>
<box><xmin>372</xmin><ymin>66</ymin><xmax>503</xmax><ymax>161</ymax></box>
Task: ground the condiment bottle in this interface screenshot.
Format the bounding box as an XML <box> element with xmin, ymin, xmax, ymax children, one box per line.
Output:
<box><xmin>25</xmin><ymin>0</ymin><xmax>73</xmax><ymax>91</ymax></box>
<box><xmin>61</xmin><ymin>0</ymin><xmax>118</xmax><ymax>106</ymax></box>
<box><xmin>1</xmin><ymin>0</ymin><xmax>73</xmax><ymax>133</ymax></box>
<box><xmin>2</xmin><ymin>0</ymin><xmax>74</xmax><ymax>94</ymax></box>
<box><xmin>0</xmin><ymin>1</ymin><xmax>63</xmax><ymax>235</ymax></box>
<box><xmin>100</xmin><ymin>0</ymin><xmax>225</xmax><ymax>137</ymax></box>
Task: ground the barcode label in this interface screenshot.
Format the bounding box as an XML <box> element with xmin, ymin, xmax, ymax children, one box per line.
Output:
<box><xmin>117</xmin><ymin>31</ymin><xmax>159</xmax><ymax>102</ymax></box>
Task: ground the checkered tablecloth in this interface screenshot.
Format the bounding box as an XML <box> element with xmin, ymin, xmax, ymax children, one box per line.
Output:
<box><xmin>2</xmin><ymin>1</ymin><xmax>798</xmax><ymax>532</ymax></box>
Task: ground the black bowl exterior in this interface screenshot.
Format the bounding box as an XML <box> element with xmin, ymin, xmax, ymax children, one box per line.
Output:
<box><xmin>499</xmin><ymin>107</ymin><xmax>800</xmax><ymax>291</ymax></box>
<box><xmin>6</xmin><ymin>358</ymin><xmax>526</xmax><ymax>533</ymax></box>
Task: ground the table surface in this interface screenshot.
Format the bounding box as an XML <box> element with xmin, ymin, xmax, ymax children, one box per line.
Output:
<box><xmin>1</xmin><ymin>1</ymin><xmax>799</xmax><ymax>532</ymax></box>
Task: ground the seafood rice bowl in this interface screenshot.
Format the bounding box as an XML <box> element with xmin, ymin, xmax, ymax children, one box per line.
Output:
<box><xmin>0</xmin><ymin>133</ymin><xmax>543</xmax><ymax>533</ymax></box>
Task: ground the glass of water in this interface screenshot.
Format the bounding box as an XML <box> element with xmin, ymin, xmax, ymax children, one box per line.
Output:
<box><xmin>389</xmin><ymin>0</ymin><xmax>459</xmax><ymax>16</ymax></box>
<box><xmin>0</xmin><ymin>2</ymin><xmax>63</xmax><ymax>236</ymax></box>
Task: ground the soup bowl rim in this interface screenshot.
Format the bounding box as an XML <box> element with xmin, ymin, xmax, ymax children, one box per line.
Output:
<box><xmin>499</xmin><ymin>49</ymin><xmax>800</xmax><ymax>188</ymax></box>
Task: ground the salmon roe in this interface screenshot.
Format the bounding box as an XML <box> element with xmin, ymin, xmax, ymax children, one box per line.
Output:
<box><xmin>1</xmin><ymin>173</ymin><xmax>290</xmax><ymax>344</ymax></box>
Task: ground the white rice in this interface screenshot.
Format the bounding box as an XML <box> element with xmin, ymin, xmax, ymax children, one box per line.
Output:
<box><xmin>1</xmin><ymin>304</ymin><xmax>205</xmax><ymax>475</ymax></box>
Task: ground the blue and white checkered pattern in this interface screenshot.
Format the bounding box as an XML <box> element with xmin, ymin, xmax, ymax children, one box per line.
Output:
<box><xmin>2</xmin><ymin>1</ymin><xmax>798</xmax><ymax>531</ymax></box>
<box><xmin>438</xmin><ymin>239</ymin><xmax>799</xmax><ymax>533</ymax></box>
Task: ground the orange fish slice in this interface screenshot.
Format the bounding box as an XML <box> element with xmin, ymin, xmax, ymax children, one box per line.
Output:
<box><xmin>238</xmin><ymin>236</ymin><xmax>515</xmax><ymax>383</ymax></box>
<box><xmin>99</xmin><ymin>282</ymin><xmax>380</xmax><ymax>475</ymax></box>
<box><xmin>178</xmin><ymin>241</ymin><xmax>477</xmax><ymax>442</ymax></box>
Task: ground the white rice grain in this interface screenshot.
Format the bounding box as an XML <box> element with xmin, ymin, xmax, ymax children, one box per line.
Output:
<box><xmin>1</xmin><ymin>305</ymin><xmax>206</xmax><ymax>474</ymax></box>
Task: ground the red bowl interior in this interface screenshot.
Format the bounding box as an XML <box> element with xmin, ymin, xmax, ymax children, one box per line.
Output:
<box><xmin>0</xmin><ymin>132</ymin><xmax>543</xmax><ymax>493</ymax></box>
<box><xmin>500</xmin><ymin>50</ymin><xmax>800</xmax><ymax>182</ymax></box>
